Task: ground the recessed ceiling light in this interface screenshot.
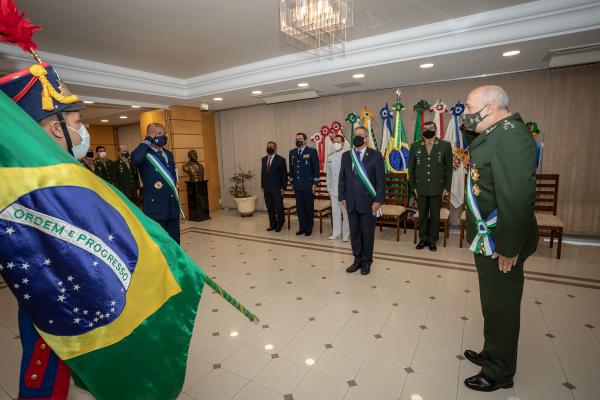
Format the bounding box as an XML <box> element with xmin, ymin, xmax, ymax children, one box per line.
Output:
<box><xmin>83</xmin><ymin>100</ymin><xmax>95</xmax><ymax>104</ymax></box>
<box><xmin>502</xmin><ymin>50</ymin><xmax>520</xmax><ymax>57</ymax></box>
<box><xmin>297</xmin><ymin>82</ymin><xmax>309</xmax><ymax>87</ymax></box>
<box><xmin>352</xmin><ymin>73</ymin><xmax>365</xmax><ymax>79</ymax></box>
<box><xmin>100</xmin><ymin>119</ymin><xmax>109</xmax><ymax>123</ymax></box>
<box><xmin>119</xmin><ymin>116</ymin><xmax>128</xmax><ymax>119</ymax></box>
<box><xmin>213</xmin><ymin>97</ymin><xmax>223</xmax><ymax>101</ymax></box>
<box><xmin>251</xmin><ymin>90</ymin><xmax>263</xmax><ymax>95</ymax></box>
<box><xmin>131</xmin><ymin>105</ymin><xmax>141</xmax><ymax>108</ymax></box>
<box><xmin>419</xmin><ymin>63</ymin><xmax>434</xmax><ymax>69</ymax></box>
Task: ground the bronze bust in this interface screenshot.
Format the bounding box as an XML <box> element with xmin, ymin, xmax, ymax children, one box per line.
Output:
<box><xmin>183</xmin><ymin>150</ymin><xmax>205</xmax><ymax>182</ymax></box>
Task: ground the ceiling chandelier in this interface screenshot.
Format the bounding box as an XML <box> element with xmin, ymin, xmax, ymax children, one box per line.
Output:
<box><xmin>279</xmin><ymin>0</ymin><xmax>353</xmax><ymax>57</ymax></box>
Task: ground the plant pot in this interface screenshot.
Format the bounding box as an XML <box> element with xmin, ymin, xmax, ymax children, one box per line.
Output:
<box><xmin>233</xmin><ymin>196</ymin><xmax>257</xmax><ymax>217</ymax></box>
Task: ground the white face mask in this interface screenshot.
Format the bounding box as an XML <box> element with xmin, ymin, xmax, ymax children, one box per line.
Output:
<box><xmin>333</xmin><ymin>142</ymin><xmax>343</xmax><ymax>151</ymax></box>
<box><xmin>68</xmin><ymin>125</ymin><xmax>90</xmax><ymax>160</ymax></box>
<box><xmin>98</xmin><ymin>151</ymin><xmax>107</xmax><ymax>159</ymax></box>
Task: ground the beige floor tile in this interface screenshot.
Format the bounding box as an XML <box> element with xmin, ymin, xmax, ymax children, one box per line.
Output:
<box><xmin>561</xmin><ymin>358</ymin><xmax>600</xmax><ymax>397</ymax></box>
<box><xmin>332</xmin><ymin>328</ymin><xmax>377</xmax><ymax>358</ymax></box>
<box><xmin>368</xmin><ymin>334</ymin><xmax>418</xmax><ymax>368</ymax></box>
<box><xmin>183</xmin><ymin>354</ymin><xmax>212</xmax><ymax>391</ymax></box>
<box><xmin>246</xmin><ymin>327</ymin><xmax>293</xmax><ymax>354</ymax></box>
<box><xmin>419</xmin><ymin>328</ymin><xmax>463</xmax><ymax>356</ymax></box>
<box><xmin>514</xmin><ymin>372</ymin><xmax>575</xmax><ymax>400</ymax></box>
<box><xmin>279</xmin><ymin>336</ymin><xmax>326</xmax><ymax>366</ymax></box>
<box><xmin>187</xmin><ymin>368</ymin><xmax>248</xmax><ymax>400</ymax></box>
<box><xmin>293</xmin><ymin>369</ymin><xmax>349</xmax><ymax>400</ymax></box>
<box><xmin>192</xmin><ymin>336</ymin><xmax>242</xmax><ymax>364</ymax></box>
<box><xmin>412</xmin><ymin>344</ymin><xmax>461</xmax><ymax>383</ymax></box>
<box><xmin>297</xmin><ymin>320</ymin><xmax>342</xmax><ymax>344</ymax></box>
<box><xmin>400</xmin><ymin>372</ymin><xmax>458</xmax><ymax>400</ymax></box>
<box><xmin>231</xmin><ymin>382</ymin><xmax>282</xmax><ymax>400</ymax></box>
<box><xmin>269</xmin><ymin>313</ymin><xmax>309</xmax><ymax>335</ymax></box>
<box><xmin>314</xmin><ymin>346</ymin><xmax>365</xmax><ymax>381</ymax></box>
<box><xmin>344</xmin><ymin>386</ymin><xmax>395</xmax><ymax>400</ymax></box>
<box><xmin>517</xmin><ymin>349</ymin><xmax>567</xmax><ymax>383</ymax></box>
<box><xmin>355</xmin><ymin>357</ymin><xmax>407</xmax><ymax>398</ymax></box>
<box><xmin>252</xmin><ymin>358</ymin><xmax>308</xmax><ymax>394</ymax></box>
<box><xmin>222</xmin><ymin>345</ymin><xmax>272</xmax><ymax>380</ymax></box>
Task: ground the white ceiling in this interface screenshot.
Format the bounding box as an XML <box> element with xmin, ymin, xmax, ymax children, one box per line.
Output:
<box><xmin>79</xmin><ymin>104</ymin><xmax>149</xmax><ymax>126</ymax></box>
<box><xmin>1</xmin><ymin>0</ymin><xmax>599</xmax><ymax>113</ymax></box>
<box><xmin>16</xmin><ymin>0</ymin><xmax>531</xmax><ymax>77</ymax></box>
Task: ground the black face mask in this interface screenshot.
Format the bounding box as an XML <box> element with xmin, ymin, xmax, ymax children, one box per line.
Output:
<box><xmin>423</xmin><ymin>129</ymin><xmax>436</xmax><ymax>139</ymax></box>
<box><xmin>85</xmin><ymin>151</ymin><xmax>94</xmax><ymax>159</ymax></box>
<box><xmin>121</xmin><ymin>151</ymin><xmax>130</xmax><ymax>158</ymax></box>
<box><xmin>353</xmin><ymin>136</ymin><xmax>365</xmax><ymax>147</ymax></box>
<box><xmin>266</xmin><ymin>147</ymin><xmax>275</xmax><ymax>155</ymax></box>
<box><xmin>295</xmin><ymin>140</ymin><xmax>304</xmax><ymax>148</ymax></box>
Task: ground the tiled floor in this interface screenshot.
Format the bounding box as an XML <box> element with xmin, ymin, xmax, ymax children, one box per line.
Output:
<box><xmin>1</xmin><ymin>210</ymin><xmax>599</xmax><ymax>400</ymax></box>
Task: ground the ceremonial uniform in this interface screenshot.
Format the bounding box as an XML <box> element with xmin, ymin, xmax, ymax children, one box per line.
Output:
<box><xmin>93</xmin><ymin>158</ymin><xmax>113</xmax><ymax>184</ymax></box>
<box><xmin>131</xmin><ymin>144</ymin><xmax>181</xmax><ymax>243</ymax></box>
<box><xmin>408</xmin><ymin>138</ymin><xmax>452</xmax><ymax>244</ymax></box>
<box><xmin>0</xmin><ymin>63</ymin><xmax>75</xmax><ymax>400</ymax></box>
<box><xmin>288</xmin><ymin>146</ymin><xmax>320</xmax><ymax>234</ymax></box>
<box><xmin>465</xmin><ymin>113</ymin><xmax>538</xmax><ymax>383</ymax></box>
<box><xmin>113</xmin><ymin>156</ymin><xmax>140</xmax><ymax>204</ymax></box>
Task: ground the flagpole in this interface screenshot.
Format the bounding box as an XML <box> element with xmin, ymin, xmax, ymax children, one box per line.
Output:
<box><xmin>204</xmin><ymin>276</ymin><xmax>260</xmax><ymax>323</ymax></box>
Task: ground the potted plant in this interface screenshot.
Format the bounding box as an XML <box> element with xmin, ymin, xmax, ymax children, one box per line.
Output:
<box><xmin>228</xmin><ymin>170</ymin><xmax>257</xmax><ymax>216</ymax></box>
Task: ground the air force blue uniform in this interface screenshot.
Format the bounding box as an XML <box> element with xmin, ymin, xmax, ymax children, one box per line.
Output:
<box><xmin>289</xmin><ymin>146</ymin><xmax>320</xmax><ymax>233</ymax></box>
<box><xmin>131</xmin><ymin>143</ymin><xmax>181</xmax><ymax>243</ymax></box>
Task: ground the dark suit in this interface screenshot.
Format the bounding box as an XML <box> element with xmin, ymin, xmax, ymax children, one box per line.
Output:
<box><xmin>131</xmin><ymin>143</ymin><xmax>180</xmax><ymax>243</ymax></box>
<box><xmin>338</xmin><ymin>147</ymin><xmax>385</xmax><ymax>266</ymax></box>
<box><xmin>289</xmin><ymin>146</ymin><xmax>320</xmax><ymax>232</ymax></box>
<box><xmin>261</xmin><ymin>153</ymin><xmax>288</xmax><ymax>229</ymax></box>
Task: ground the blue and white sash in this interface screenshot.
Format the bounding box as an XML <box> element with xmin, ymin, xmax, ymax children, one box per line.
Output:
<box><xmin>350</xmin><ymin>149</ymin><xmax>382</xmax><ymax>217</ymax></box>
<box><xmin>466</xmin><ymin>171</ymin><xmax>497</xmax><ymax>256</ymax></box>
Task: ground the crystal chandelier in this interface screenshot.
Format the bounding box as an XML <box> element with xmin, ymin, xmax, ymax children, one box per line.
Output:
<box><xmin>279</xmin><ymin>0</ymin><xmax>353</xmax><ymax>57</ymax></box>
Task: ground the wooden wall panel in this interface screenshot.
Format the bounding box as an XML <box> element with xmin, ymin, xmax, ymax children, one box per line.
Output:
<box><xmin>171</xmin><ymin>120</ymin><xmax>203</xmax><ymax>135</ymax></box>
<box><xmin>88</xmin><ymin>124</ymin><xmax>118</xmax><ymax>160</ymax></box>
<box><xmin>173</xmin><ymin>135</ymin><xmax>204</xmax><ymax>149</ymax></box>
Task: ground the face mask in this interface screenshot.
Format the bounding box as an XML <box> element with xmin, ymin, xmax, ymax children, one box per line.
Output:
<box><xmin>98</xmin><ymin>151</ymin><xmax>107</xmax><ymax>159</ymax></box>
<box><xmin>266</xmin><ymin>147</ymin><xmax>275</xmax><ymax>155</ymax></box>
<box><xmin>85</xmin><ymin>151</ymin><xmax>94</xmax><ymax>159</ymax></box>
<box><xmin>295</xmin><ymin>140</ymin><xmax>304</xmax><ymax>148</ymax></box>
<box><xmin>68</xmin><ymin>125</ymin><xmax>90</xmax><ymax>160</ymax></box>
<box><xmin>463</xmin><ymin>105</ymin><xmax>489</xmax><ymax>132</ymax></box>
<box><xmin>353</xmin><ymin>136</ymin><xmax>365</xmax><ymax>147</ymax></box>
<box><xmin>121</xmin><ymin>151</ymin><xmax>130</xmax><ymax>158</ymax></box>
<box><xmin>423</xmin><ymin>129</ymin><xmax>436</xmax><ymax>139</ymax></box>
<box><xmin>333</xmin><ymin>142</ymin><xmax>343</xmax><ymax>151</ymax></box>
<box><xmin>153</xmin><ymin>135</ymin><xmax>167</xmax><ymax>147</ymax></box>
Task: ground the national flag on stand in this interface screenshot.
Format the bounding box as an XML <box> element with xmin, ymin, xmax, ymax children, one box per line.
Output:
<box><xmin>429</xmin><ymin>100</ymin><xmax>448</xmax><ymax>139</ymax></box>
<box><xmin>360</xmin><ymin>107</ymin><xmax>378</xmax><ymax>150</ymax></box>
<box><xmin>0</xmin><ymin>91</ymin><xmax>209</xmax><ymax>400</ymax></box>
<box><xmin>413</xmin><ymin>99</ymin><xmax>431</xmax><ymax>142</ymax></box>
<box><xmin>445</xmin><ymin>102</ymin><xmax>469</xmax><ymax>209</ymax></box>
<box><xmin>385</xmin><ymin>101</ymin><xmax>410</xmax><ymax>173</ymax></box>
<box><xmin>380</xmin><ymin>104</ymin><xmax>392</xmax><ymax>166</ymax></box>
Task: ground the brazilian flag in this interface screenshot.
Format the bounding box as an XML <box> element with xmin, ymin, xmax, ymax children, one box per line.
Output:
<box><xmin>0</xmin><ymin>91</ymin><xmax>206</xmax><ymax>399</ymax></box>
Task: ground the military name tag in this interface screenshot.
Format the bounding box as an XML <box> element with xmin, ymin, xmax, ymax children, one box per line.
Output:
<box><xmin>154</xmin><ymin>181</ymin><xmax>163</xmax><ymax>189</ymax></box>
<box><xmin>303</xmin><ymin>154</ymin><xmax>310</xmax><ymax>159</ymax></box>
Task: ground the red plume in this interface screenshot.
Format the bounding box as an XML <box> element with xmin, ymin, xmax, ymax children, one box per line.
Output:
<box><xmin>0</xmin><ymin>0</ymin><xmax>41</xmax><ymax>52</ymax></box>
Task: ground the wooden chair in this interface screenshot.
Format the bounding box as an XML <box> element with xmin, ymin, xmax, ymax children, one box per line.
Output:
<box><xmin>282</xmin><ymin>179</ymin><xmax>296</xmax><ymax>230</ymax></box>
<box><xmin>377</xmin><ymin>173</ymin><xmax>409</xmax><ymax>241</ymax></box>
<box><xmin>313</xmin><ymin>172</ymin><xmax>332</xmax><ymax>233</ymax></box>
<box><xmin>413</xmin><ymin>196</ymin><xmax>451</xmax><ymax>247</ymax></box>
<box><xmin>535</xmin><ymin>174</ymin><xmax>564</xmax><ymax>259</ymax></box>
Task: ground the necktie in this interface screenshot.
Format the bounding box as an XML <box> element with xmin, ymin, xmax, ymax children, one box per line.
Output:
<box><xmin>267</xmin><ymin>156</ymin><xmax>272</xmax><ymax>172</ymax></box>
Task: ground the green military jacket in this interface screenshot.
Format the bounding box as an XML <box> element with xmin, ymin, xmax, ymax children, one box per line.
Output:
<box><xmin>93</xmin><ymin>158</ymin><xmax>114</xmax><ymax>184</ymax></box>
<box><xmin>408</xmin><ymin>138</ymin><xmax>453</xmax><ymax>196</ymax></box>
<box><xmin>465</xmin><ymin>113</ymin><xmax>538</xmax><ymax>258</ymax></box>
<box><xmin>112</xmin><ymin>157</ymin><xmax>140</xmax><ymax>202</ymax></box>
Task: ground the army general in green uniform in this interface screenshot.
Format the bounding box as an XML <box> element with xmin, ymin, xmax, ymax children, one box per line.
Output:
<box><xmin>408</xmin><ymin>121</ymin><xmax>452</xmax><ymax>252</ymax></box>
<box><xmin>113</xmin><ymin>145</ymin><xmax>140</xmax><ymax>204</ymax></box>
<box><xmin>462</xmin><ymin>85</ymin><xmax>538</xmax><ymax>392</ymax></box>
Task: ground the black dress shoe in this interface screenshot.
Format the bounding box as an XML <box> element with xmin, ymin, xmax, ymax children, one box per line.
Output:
<box><xmin>360</xmin><ymin>264</ymin><xmax>371</xmax><ymax>275</ymax></box>
<box><xmin>428</xmin><ymin>242</ymin><xmax>437</xmax><ymax>252</ymax></box>
<box><xmin>464</xmin><ymin>372</ymin><xmax>513</xmax><ymax>392</ymax></box>
<box><xmin>416</xmin><ymin>241</ymin><xmax>427</xmax><ymax>250</ymax></box>
<box><xmin>275</xmin><ymin>226</ymin><xmax>282</xmax><ymax>232</ymax></box>
<box><xmin>346</xmin><ymin>263</ymin><xmax>361</xmax><ymax>273</ymax></box>
<box><xmin>267</xmin><ymin>227</ymin><xmax>276</xmax><ymax>231</ymax></box>
<box><xmin>304</xmin><ymin>229</ymin><xmax>312</xmax><ymax>236</ymax></box>
<box><xmin>296</xmin><ymin>230</ymin><xmax>305</xmax><ymax>235</ymax></box>
<box><xmin>464</xmin><ymin>350</ymin><xmax>484</xmax><ymax>366</ymax></box>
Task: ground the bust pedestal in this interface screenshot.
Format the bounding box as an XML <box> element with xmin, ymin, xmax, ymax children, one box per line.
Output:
<box><xmin>186</xmin><ymin>180</ymin><xmax>210</xmax><ymax>222</ymax></box>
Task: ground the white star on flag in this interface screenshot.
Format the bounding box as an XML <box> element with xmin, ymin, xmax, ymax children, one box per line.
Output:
<box><xmin>73</xmin><ymin>284</ymin><xmax>80</xmax><ymax>291</ymax></box>
<box><xmin>23</xmin><ymin>294</ymin><xmax>30</xmax><ymax>300</ymax></box>
<box><xmin>93</xmin><ymin>261</ymin><xmax>98</xmax><ymax>267</ymax></box>
<box><xmin>43</xmin><ymin>259</ymin><xmax>51</xmax><ymax>266</ymax></box>
<box><xmin>104</xmin><ymin>313</ymin><xmax>110</xmax><ymax>318</ymax></box>
<box><xmin>110</xmin><ymin>307</ymin><xmax>115</xmax><ymax>313</ymax></box>
<box><xmin>21</xmin><ymin>262</ymin><xmax>29</xmax><ymax>270</ymax></box>
<box><xmin>110</xmin><ymin>300</ymin><xmax>116</xmax><ymax>306</ymax></box>
<box><xmin>49</xmin><ymin>320</ymin><xmax>54</xmax><ymax>324</ymax></box>
<box><xmin>58</xmin><ymin>294</ymin><xmax>66</xmax><ymax>302</ymax></box>
<box><xmin>13</xmin><ymin>283</ymin><xmax>19</xmax><ymax>289</ymax></box>
<box><xmin>108</xmin><ymin>234</ymin><xmax>114</xmax><ymax>241</ymax></box>
<box><xmin>5</xmin><ymin>227</ymin><xmax>15</xmax><ymax>235</ymax></box>
<box><xmin>83</xmin><ymin>310</ymin><xmax>88</xmax><ymax>315</ymax></box>
<box><xmin>74</xmin><ymin>318</ymin><xmax>81</xmax><ymax>324</ymax></box>
<box><xmin>0</xmin><ymin>264</ymin><xmax>3</xmax><ymax>271</ymax></box>
<box><xmin>57</xmin><ymin>281</ymin><xmax>63</xmax><ymax>286</ymax></box>
<box><xmin>74</xmin><ymin>307</ymin><xmax>79</xmax><ymax>313</ymax></box>
<box><xmin>6</xmin><ymin>262</ymin><xmax>14</xmax><ymax>269</ymax></box>
<box><xmin>22</xmin><ymin>278</ymin><xmax>29</xmax><ymax>284</ymax></box>
<box><xmin>60</xmin><ymin>288</ymin><xmax>66</xmax><ymax>293</ymax></box>
<box><xmin>93</xmin><ymin>318</ymin><xmax>99</xmax><ymax>323</ymax></box>
<box><xmin>67</xmin><ymin>276</ymin><xmax>74</xmax><ymax>282</ymax></box>
<box><xmin>99</xmin><ymin>314</ymin><xmax>104</xmax><ymax>319</ymax></box>
<box><xmin>88</xmin><ymin>323</ymin><xmax>93</xmax><ymax>327</ymax></box>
